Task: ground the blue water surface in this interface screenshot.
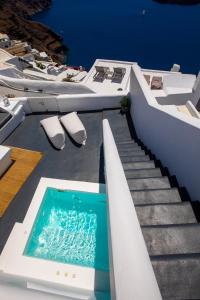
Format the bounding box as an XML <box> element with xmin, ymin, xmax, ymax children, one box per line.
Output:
<box><xmin>24</xmin><ymin>188</ymin><xmax>109</xmax><ymax>271</ymax></box>
<box><xmin>33</xmin><ymin>0</ymin><xmax>200</xmax><ymax>73</ymax></box>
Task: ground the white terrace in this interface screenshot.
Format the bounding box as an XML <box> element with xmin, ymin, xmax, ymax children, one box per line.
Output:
<box><xmin>84</xmin><ymin>59</ymin><xmax>132</xmax><ymax>94</ymax></box>
<box><xmin>0</xmin><ymin>59</ymin><xmax>200</xmax><ymax>300</ymax></box>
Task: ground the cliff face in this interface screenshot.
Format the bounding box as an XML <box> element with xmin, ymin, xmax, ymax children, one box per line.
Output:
<box><xmin>154</xmin><ymin>0</ymin><xmax>200</xmax><ymax>4</ymax></box>
<box><xmin>0</xmin><ymin>0</ymin><xmax>68</xmax><ymax>63</ymax></box>
<box><xmin>0</xmin><ymin>0</ymin><xmax>52</xmax><ymax>17</ymax></box>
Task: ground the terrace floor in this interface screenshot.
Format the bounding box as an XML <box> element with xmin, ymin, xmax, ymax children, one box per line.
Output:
<box><xmin>0</xmin><ymin>108</ymin><xmax>131</xmax><ymax>254</ymax></box>
<box><xmin>0</xmin><ymin>110</ymin><xmax>105</xmax><ymax>253</ymax></box>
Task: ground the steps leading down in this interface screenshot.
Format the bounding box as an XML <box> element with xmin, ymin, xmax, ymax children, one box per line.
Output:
<box><xmin>103</xmin><ymin>110</ymin><xmax>200</xmax><ymax>299</ymax></box>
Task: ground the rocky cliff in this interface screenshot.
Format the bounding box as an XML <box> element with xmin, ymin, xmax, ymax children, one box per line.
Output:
<box><xmin>0</xmin><ymin>0</ymin><xmax>68</xmax><ymax>63</ymax></box>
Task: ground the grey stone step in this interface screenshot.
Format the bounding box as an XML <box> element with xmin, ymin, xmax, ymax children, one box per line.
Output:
<box><xmin>117</xmin><ymin>144</ymin><xmax>141</xmax><ymax>150</ymax></box>
<box><xmin>128</xmin><ymin>177</ymin><xmax>171</xmax><ymax>191</ymax></box>
<box><xmin>114</xmin><ymin>135</ymin><xmax>132</xmax><ymax>142</ymax></box>
<box><xmin>119</xmin><ymin>149</ymin><xmax>146</xmax><ymax>156</ymax></box>
<box><xmin>116</xmin><ymin>140</ymin><xmax>136</xmax><ymax>145</ymax></box>
<box><xmin>152</xmin><ymin>255</ymin><xmax>200</xmax><ymax>299</ymax></box>
<box><xmin>121</xmin><ymin>155</ymin><xmax>150</xmax><ymax>163</ymax></box>
<box><xmin>136</xmin><ymin>202</ymin><xmax>196</xmax><ymax>226</ymax></box>
<box><xmin>131</xmin><ymin>188</ymin><xmax>182</xmax><ymax>205</ymax></box>
<box><xmin>103</xmin><ymin>110</ymin><xmax>132</xmax><ymax>141</ymax></box>
<box><xmin>125</xmin><ymin>168</ymin><xmax>162</xmax><ymax>179</ymax></box>
<box><xmin>123</xmin><ymin>161</ymin><xmax>155</xmax><ymax>170</ymax></box>
<box><xmin>143</xmin><ymin>224</ymin><xmax>200</xmax><ymax>256</ymax></box>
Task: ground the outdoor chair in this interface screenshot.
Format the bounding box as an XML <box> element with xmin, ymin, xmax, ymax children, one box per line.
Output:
<box><xmin>151</xmin><ymin>76</ymin><xmax>163</xmax><ymax>90</ymax></box>
<box><xmin>112</xmin><ymin>67</ymin><xmax>126</xmax><ymax>82</ymax></box>
<box><xmin>93</xmin><ymin>66</ymin><xmax>110</xmax><ymax>82</ymax></box>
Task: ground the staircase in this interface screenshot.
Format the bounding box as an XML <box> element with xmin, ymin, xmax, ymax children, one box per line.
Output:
<box><xmin>103</xmin><ymin>109</ymin><xmax>200</xmax><ymax>300</ymax></box>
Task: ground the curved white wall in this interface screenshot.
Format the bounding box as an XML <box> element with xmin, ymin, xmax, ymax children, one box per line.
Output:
<box><xmin>0</xmin><ymin>67</ymin><xmax>39</xmax><ymax>80</ymax></box>
<box><xmin>130</xmin><ymin>65</ymin><xmax>200</xmax><ymax>201</ymax></box>
<box><xmin>0</xmin><ymin>75</ymin><xmax>94</xmax><ymax>95</ymax></box>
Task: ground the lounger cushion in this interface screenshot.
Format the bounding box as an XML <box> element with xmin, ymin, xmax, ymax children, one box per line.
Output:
<box><xmin>151</xmin><ymin>76</ymin><xmax>163</xmax><ymax>90</ymax></box>
<box><xmin>40</xmin><ymin>116</ymin><xmax>65</xmax><ymax>149</ymax></box>
<box><xmin>60</xmin><ymin>112</ymin><xmax>87</xmax><ymax>145</ymax></box>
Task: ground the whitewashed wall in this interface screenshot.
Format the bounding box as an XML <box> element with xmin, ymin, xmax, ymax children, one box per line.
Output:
<box><xmin>17</xmin><ymin>93</ymin><xmax>125</xmax><ymax>114</ymax></box>
<box><xmin>57</xmin><ymin>93</ymin><xmax>124</xmax><ymax>112</ymax></box>
<box><xmin>163</xmin><ymin>73</ymin><xmax>196</xmax><ymax>90</ymax></box>
<box><xmin>130</xmin><ymin>65</ymin><xmax>200</xmax><ymax>201</ymax></box>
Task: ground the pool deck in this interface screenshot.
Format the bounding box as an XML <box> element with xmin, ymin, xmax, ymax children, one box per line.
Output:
<box><xmin>0</xmin><ymin>147</ymin><xmax>42</xmax><ymax>217</ymax></box>
<box><xmin>0</xmin><ymin>110</ymin><xmax>105</xmax><ymax>254</ymax></box>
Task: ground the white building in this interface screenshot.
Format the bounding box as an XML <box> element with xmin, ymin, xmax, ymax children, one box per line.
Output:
<box><xmin>0</xmin><ymin>33</ymin><xmax>11</xmax><ymax>49</ymax></box>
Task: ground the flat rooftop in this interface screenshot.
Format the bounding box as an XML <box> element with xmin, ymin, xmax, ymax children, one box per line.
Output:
<box><xmin>84</xmin><ymin>59</ymin><xmax>133</xmax><ymax>93</ymax></box>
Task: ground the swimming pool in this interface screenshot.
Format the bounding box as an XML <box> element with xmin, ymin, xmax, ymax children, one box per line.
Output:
<box><xmin>24</xmin><ymin>188</ymin><xmax>109</xmax><ymax>271</ymax></box>
<box><xmin>0</xmin><ymin>178</ymin><xmax>109</xmax><ymax>299</ymax></box>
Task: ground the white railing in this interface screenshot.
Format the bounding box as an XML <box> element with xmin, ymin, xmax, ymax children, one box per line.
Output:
<box><xmin>103</xmin><ymin>119</ymin><xmax>162</xmax><ymax>300</ymax></box>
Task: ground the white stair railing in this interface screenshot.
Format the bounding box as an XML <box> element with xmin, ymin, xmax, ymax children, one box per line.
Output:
<box><xmin>103</xmin><ymin>119</ymin><xmax>162</xmax><ymax>300</ymax></box>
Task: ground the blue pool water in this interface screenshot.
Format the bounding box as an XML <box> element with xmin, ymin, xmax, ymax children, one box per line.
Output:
<box><xmin>32</xmin><ymin>0</ymin><xmax>200</xmax><ymax>73</ymax></box>
<box><xmin>24</xmin><ymin>188</ymin><xmax>109</xmax><ymax>271</ymax></box>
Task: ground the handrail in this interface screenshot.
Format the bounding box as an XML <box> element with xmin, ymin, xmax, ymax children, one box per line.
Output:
<box><xmin>103</xmin><ymin>119</ymin><xmax>162</xmax><ymax>300</ymax></box>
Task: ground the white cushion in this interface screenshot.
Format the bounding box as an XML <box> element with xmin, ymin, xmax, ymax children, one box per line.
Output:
<box><xmin>40</xmin><ymin>116</ymin><xmax>65</xmax><ymax>149</ymax></box>
<box><xmin>60</xmin><ymin>112</ymin><xmax>87</xmax><ymax>145</ymax></box>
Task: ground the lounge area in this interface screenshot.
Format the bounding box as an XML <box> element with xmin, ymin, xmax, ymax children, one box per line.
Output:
<box><xmin>93</xmin><ymin>66</ymin><xmax>126</xmax><ymax>83</ymax></box>
<box><xmin>84</xmin><ymin>59</ymin><xmax>132</xmax><ymax>93</ymax></box>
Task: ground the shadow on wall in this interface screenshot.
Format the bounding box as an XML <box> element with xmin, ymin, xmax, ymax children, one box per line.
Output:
<box><xmin>99</xmin><ymin>144</ymin><xmax>105</xmax><ymax>184</ymax></box>
<box><xmin>156</xmin><ymin>93</ymin><xmax>192</xmax><ymax>106</ymax></box>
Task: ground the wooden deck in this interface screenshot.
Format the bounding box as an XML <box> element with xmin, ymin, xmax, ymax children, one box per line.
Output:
<box><xmin>0</xmin><ymin>147</ymin><xmax>42</xmax><ymax>217</ymax></box>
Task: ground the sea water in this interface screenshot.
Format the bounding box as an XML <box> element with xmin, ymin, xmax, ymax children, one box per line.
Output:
<box><xmin>33</xmin><ymin>0</ymin><xmax>200</xmax><ymax>73</ymax></box>
<box><xmin>24</xmin><ymin>188</ymin><xmax>109</xmax><ymax>271</ymax></box>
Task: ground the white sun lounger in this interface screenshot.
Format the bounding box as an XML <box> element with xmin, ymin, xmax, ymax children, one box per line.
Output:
<box><xmin>93</xmin><ymin>66</ymin><xmax>110</xmax><ymax>82</ymax></box>
<box><xmin>60</xmin><ymin>112</ymin><xmax>87</xmax><ymax>145</ymax></box>
<box><xmin>40</xmin><ymin>116</ymin><xmax>65</xmax><ymax>150</ymax></box>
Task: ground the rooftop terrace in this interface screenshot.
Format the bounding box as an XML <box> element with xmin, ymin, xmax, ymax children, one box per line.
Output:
<box><xmin>84</xmin><ymin>59</ymin><xmax>132</xmax><ymax>93</ymax></box>
<box><xmin>0</xmin><ymin>109</ymin><xmax>130</xmax><ymax>254</ymax></box>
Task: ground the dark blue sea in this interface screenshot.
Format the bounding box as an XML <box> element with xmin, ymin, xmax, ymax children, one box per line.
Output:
<box><xmin>33</xmin><ymin>0</ymin><xmax>200</xmax><ymax>73</ymax></box>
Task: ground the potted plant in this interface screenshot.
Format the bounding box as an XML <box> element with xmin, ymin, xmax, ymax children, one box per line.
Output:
<box><xmin>120</xmin><ymin>96</ymin><xmax>130</xmax><ymax>114</ymax></box>
<box><xmin>62</xmin><ymin>74</ymin><xmax>74</xmax><ymax>82</ymax></box>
